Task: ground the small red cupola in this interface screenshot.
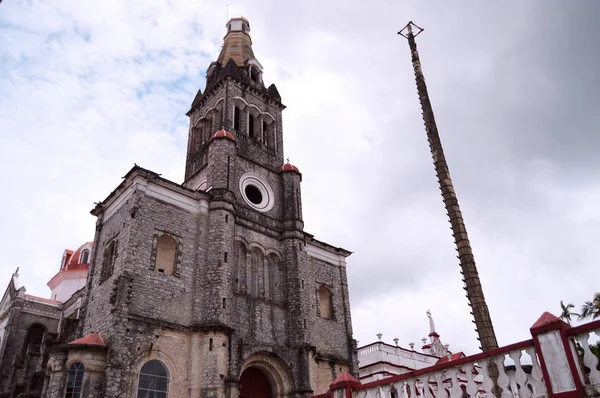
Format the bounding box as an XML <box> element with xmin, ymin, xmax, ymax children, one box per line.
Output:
<box><xmin>279</xmin><ymin>162</ymin><xmax>300</xmax><ymax>174</ymax></box>
<box><xmin>210</xmin><ymin>130</ymin><xmax>235</xmax><ymax>142</ymax></box>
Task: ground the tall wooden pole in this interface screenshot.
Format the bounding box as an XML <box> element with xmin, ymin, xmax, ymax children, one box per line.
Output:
<box><xmin>399</xmin><ymin>22</ymin><xmax>498</xmax><ymax>352</ymax></box>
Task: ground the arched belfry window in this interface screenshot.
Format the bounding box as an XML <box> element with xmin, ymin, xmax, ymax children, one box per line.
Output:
<box><xmin>137</xmin><ymin>360</ymin><xmax>169</xmax><ymax>398</ymax></box>
<box><xmin>155</xmin><ymin>234</ymin><xmax>177</xmax><ymax>276</ymax></box>
<box><xmin>250</xmin><ymin>66</ymin><xmax>260</xmax><ymax>83</ymax></box>
<box><xmin>65</xmin><ymin>362</ymin><xmax>84</xmax><ymax>398</ymax></box>
<box><xmin>318</xmin><ymin>286</ymin><xmax>333</xmax><ymax>319</ymax></box>
<box><xmin>248</xmin><ymin>114</ymin><xmax>255</xmax><ymax>139</ymax></box>
<box><xmin>80</xmin><ymin>249</ymin><xmax>90</xmax><ymax>264</ymax></box>
<box><xmin>234</xmin><ymin>106</ymin><xmax>241</xmax><ymax>131</ymax></box>
<box><xmin>101</xmin><ymin>240</ymin><xmax>118</xmax><ymax>282</ymax></box>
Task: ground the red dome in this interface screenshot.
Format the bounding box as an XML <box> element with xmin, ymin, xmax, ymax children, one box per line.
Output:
<box><xmin>64</xmin><ymin>242</ymin><xmax>94</xmax><ymax>271</ymax></box>
<box><xmin>279</xmin><ymin>163</ymin><xmax>300</xmax><ymax>173</ymax></box>
<box><xmin>210</xmin><ymin>130</ymin><xmax>235</xmax><ymax>142</ymax></box>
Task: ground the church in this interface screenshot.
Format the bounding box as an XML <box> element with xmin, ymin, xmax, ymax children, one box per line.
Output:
<box><xmin>0</xmin><ymin>17</ymin><xmax>358</xmax><ymax>398</ymax></box>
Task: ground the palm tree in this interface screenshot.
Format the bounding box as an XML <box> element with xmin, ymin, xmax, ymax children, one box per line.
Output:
<box><xmin>559</xmin><ymin>300</ymin><xmax>579</xmax><ymax>325</ymax></box>
<box><xmin>579</xmin><ymin>292</ymin><xmax>600</xmax><ymax>320</ymax></box>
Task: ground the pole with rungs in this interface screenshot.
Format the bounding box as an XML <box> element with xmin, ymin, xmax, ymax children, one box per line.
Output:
<box><xmin>398</xmin><ymin>21</ymin><xmax>499</xmax><ymax>352</ymax></box>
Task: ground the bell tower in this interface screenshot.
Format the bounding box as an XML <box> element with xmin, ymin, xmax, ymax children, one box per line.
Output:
<box><xmin>184</xmin><ymin>16</ymin><xmax>285</xmax><ymax>187</ymax></box>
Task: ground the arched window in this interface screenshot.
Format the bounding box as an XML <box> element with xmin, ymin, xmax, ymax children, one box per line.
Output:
<box><xmin>65</xmin><ymin>362</ymin><xmax>84</xmax><ymax>398</ymax></box>
<box><xmin>234</xmin><ymin>107</ymin><xmax>241</xmax><ymax>131</ymax></box>
<box><xmin>262</xmin><ymin>121</ymin><xmax>268</xmax><ymax>146</ymax></box>
<box><xmin>137</xmin><ymin>360</ymin><xmax>169</xmax><ymax>398</ymax></box>
<box><xmin>206</xmin><ymin>116</ymin><xmax>213</xmax><ymax>137</ymax></box>
<box><xmin>101</xmin><ymin>240</ymin><xmax>118</xmax><ymax>282</ymax></box>
<box><xmin>249</xmin><ymin>250</ymin><xmax>260</xmax><ymax>297</ymax></box>
<box><xmin>156</xmin><ymin>234</ymin><xmax>177</xmax><ymax>276</ymax></box>
<box><xmin>248</xmin><ymin>114</ymin><xmax>255</xmax><ymax>139</ymax></box>
<box><xmin>23</xmin><ymin>323</ymin><xmax>45</xmax><ymax>355</ymax></box>
<box><xmin>250</xmin><ymin>66</ymin><xmax>259</xmax><ymax>83</ymax></box>
<box><xmin>319</xmin><ymin>286</ymin><xmax>333</xmax><ymax>319</ymax></box>
<box><xmin>80</xmin><ymin>249</ymin><xmax>90</xmax><ymax>264</ymax></box>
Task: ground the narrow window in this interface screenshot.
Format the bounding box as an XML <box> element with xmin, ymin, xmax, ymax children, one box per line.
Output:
<box><xmin>248</xmin><ymin>114</ymin><xmax>255</xmax><ymax>139</ymax></box>
<box><xmin>234</xmin><ymin>107</ymin><xmax>240</xmax><ymax>131</ymax></box>
<box><xmin>301</xmin><ymin>280</ymin><xmax>304</xmax><ymax>289</ymax></box>
<box><xmin>225</xmin><ymin>214</ymin><xmax>229</xmax><ymax>223</ymax></box>
<box><xmin>223</xmin><ymin>297</ymin><xmax>227</xmax><ymax>308</ymax></box>
<box><xmin>209</xmin><ymin>338</ymin><xmax>213</xmax><ymax>351</ymax></box>
<box><xmin>80</xmin><ymin>249</ymin><xmax>90</xmax><ymax>264</ymax></box>
<box><xmin>319</xmin><ymin>286</ymin><xmax>333</xmax><ymax>319</ymax></box>
<box><xmin>224</xmin><ymin>252</ymin><xmax>228</xmax><ymax>263</ymax></box>
<box><xmin>249</xmin><ymin>250</ymin><xmax>261</xmax><ymax>297</ymax></box>
<box><xmin>155</xmin><ymin>234</ymin><xmax>177</xmax><ymax>276</ymax></box>
<box><xmin>101</xmin><ymin>240</ymin><xmax>118</xmax><ymax>282</ymax></box>
<box><xmin>191</xmin><ymin>127</ymin><xmax>198</xmax><ymax>150</ymax></box>
<box><xmin>250</xmin><ymin>67</ymin><xmax>259</xmax><ymax>82</ymax></box>
<box><xmin>234</xmin><ymin>241</ymin><xmax>246</xmax><ymax>293</ymax></box>
<box><xmin>64</xmin><ymin>362</ymin><xmax>84</xmax><ymax>398</ymax></box>
<box><xmin>207</xmin><ymin>116</ymin><xmax>213</xmax><ymax>137</ymax></box>
<box><xmin>137</xmin><ymin>360</ymin><xmax>169</xmax><ymax>398</ymax></box>
<box><xmin>262</xmin><ymin>121</ymin><xmax>268</xmax><ymax>146</ymax></box>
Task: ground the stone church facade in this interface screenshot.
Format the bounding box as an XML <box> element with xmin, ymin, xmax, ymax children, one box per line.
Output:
<box><xmin>0</xmin><ymin>17</ymin><xmax>357</xmax><ymax>398</ymax></box>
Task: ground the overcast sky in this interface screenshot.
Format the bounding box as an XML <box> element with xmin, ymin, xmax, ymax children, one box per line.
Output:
<box><xmin>1</xmin><ymin>1</ymin><xmax>599</xmax><ymax>356</ymax></box>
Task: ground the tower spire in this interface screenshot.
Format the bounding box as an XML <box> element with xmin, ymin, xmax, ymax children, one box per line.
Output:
<box><xmin>398</xmin><ymin>22</ymin><xmax>498</xmax><ymax>352</ymax></box>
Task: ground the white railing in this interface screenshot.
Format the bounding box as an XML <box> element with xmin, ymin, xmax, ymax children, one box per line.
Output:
<box><xmin>569</xmin><ymin>320</ymin><xmax>600</xmax><ymax>396</ymax></box>
<box><xmin>357</xmin><ymin>340</ymin><xmax>545</xmax><ymax>398</ymax></box>
<box><xmin>327</xmin><ymin>317</ymin><xmax>600</xmax><ymax>398</ymax></box>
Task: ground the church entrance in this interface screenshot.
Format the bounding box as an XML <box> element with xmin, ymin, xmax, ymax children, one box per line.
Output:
<box><xmin>239</xmin><ymin>367</ymin><xmax>273</xmax><ymax>398</ymax></box>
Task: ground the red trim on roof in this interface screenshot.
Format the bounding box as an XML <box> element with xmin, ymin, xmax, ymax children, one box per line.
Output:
<box><xmin>69</xmin><ymin>333</ymin><xmax>105</xmax><ymax>346</ymax></box>
<box><xmin>329</xmin><ymin>372</ymin><xmax>361</xmax><ymax>391</ymax></box>
<box><xmin>530</xmin><ymin>311</ymin><xmax>569</xmax><ymax>335</ymax></box>
<box><xmin>436</xmin><ymin>352</ymin><xmax>465</xmax><ymax>364</ymax></box>
<box><xmin>279</xmin><ymin>163</ymin><xmax>300</xmax><ymax>173</ymax></box>
<box><xmin>210</xmin><ymin>130</ymin><xmax>235</xmax><ymax>142</ymax></box>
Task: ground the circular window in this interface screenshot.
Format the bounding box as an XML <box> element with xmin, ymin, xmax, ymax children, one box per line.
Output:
<box><xmin>245</xmin><ymin>185</ymin><xmax>262</xmax><ymax>204</ymax></box>
<box><xmin>239</xmin><ymin>172</ymin><xmax>274</xmax><ymax>212</ymax></box>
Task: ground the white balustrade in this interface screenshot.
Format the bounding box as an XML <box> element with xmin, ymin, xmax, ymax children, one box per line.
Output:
<box><xmin>347</xmin><ymin>320</ymin><xmax>600</xmax><ymax>398</ymax></box>
<box><xmin>353</xmin><ymin>343</ymin><xmax>547</xmax><ymax>398</ymax></box>
<box><xmin>572</xmin><ymin>328</ymin><xmax>600</xmax><ymax>394</ymax></box>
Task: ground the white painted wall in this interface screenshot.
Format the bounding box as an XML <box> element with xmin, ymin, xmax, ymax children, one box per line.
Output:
<box><xmin>50</xmin><ymin>272</ymin><xmax>87</xmax><ymax>302</ymax></box>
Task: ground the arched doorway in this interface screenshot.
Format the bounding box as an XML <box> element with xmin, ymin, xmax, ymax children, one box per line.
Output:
<box><xmin>238</xmin><ymin>352</ymin><xmax>293</xmax><ymax>398</ymax></box>
<box><xmin>239</xmin><ymin>367</ymin><xmax>272</xmax><ymax>398</ymax></box>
